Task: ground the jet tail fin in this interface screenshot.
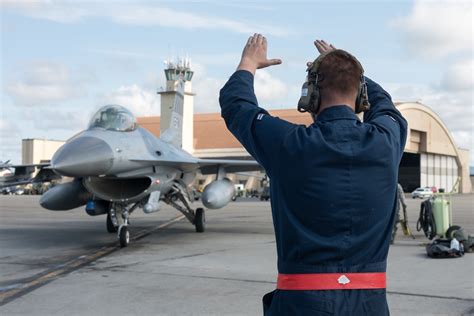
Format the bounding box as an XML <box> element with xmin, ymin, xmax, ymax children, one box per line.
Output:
<box><xmin>160</xmin><ymin>78</ymin><xmax>185</xmax><ymax>148</ymax></box>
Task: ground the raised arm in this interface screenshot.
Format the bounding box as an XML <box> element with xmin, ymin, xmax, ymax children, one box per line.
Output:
<box><xmin>362</xmin><ymin>77</ymin><xmax>407</xmax><ymax>156</ymax></box>
<box><xmin>219</xmin><ymin>34</ymin><xmax>294</xmax><ymax>177</ymax></box>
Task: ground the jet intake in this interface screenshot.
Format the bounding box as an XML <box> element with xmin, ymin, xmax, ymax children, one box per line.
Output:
<box><xmin>85</xmin><ymin>200</ymin><xmax>110</xmax><ymax>216</ymax></box>
<box><xmin>202</xmin><ymin>179</ymin><xmax>235</xmax><ymax>209</ymax></box>
<box><xmin>40</xmin><ymin>180</ymin><xmax>92</xmax><ymax>210</ymax></box>
<box><xmin>84</xmin><ymin>176</ymin><xmax>151</xmax><ymax>202</ymax></box>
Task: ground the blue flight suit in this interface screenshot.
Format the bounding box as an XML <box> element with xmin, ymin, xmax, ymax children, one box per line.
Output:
<box><xmin>219</xmin><ymin>70</ymin><xmax>407</xmax><ymax>315</ymax></box>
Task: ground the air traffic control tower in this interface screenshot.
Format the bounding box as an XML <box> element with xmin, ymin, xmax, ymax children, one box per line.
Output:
<box><xmin>158</xmin><ymin>59</ymin><xmax>195</xmax><ymax>153</ymax></box>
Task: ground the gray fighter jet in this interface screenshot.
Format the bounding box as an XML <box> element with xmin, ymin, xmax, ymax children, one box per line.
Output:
<box><xmin>0</xmin><ymin>160</ymin><xmax>59</xmax><ymax>189</ymax></box>
<box><xmin>40</xmin><ymin>78</ymin><xmax>261</xmax><ymax>247</ymax></box>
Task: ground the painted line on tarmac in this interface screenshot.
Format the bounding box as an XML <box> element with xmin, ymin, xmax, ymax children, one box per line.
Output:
<box><xmin>0</xmin><ymin>215</ymin><xmax>185</xmax><ymax>306</ymax></box>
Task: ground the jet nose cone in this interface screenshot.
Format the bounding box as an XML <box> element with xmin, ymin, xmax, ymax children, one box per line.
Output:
<box><xmin>52</xmin><ymin>136</ymin><xmax>114</xmax><ymax>177</ymax></box>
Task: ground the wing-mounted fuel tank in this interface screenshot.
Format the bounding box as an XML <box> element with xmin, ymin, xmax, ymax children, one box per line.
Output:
<box><xmin>83</xmin><ymin>167</ymin><xmax>178</xmax><ymax>203</ymax></box>
<box><xmin>40</xmin><ymin>179</ymin><xmax>92</xmax><ymax>210</ymax></box>
<box><xmin>201</xmin><ymin>178</ymin><xmax>235</xmax><ymax>209</ymax></box>
<box><xmin>143</xmin><ymin>191</ymin><xmax>160</xmax><ymax>214</ymax></box>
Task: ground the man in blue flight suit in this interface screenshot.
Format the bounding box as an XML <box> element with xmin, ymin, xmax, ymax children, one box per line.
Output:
<box><xmin>219</xmin><ymin>34</ymin><xmax>407</xmax><ymax>315</ymax></box>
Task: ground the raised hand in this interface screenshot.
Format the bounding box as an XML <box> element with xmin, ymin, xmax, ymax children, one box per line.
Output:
<box><xmin>237</xmin><ymin>33</ymin><xmax>282</xmax><ymax>75</ymax></box>
<box><xmin>306</xmin><ymin>40</ymin><xmax>336</xmax><ymax>68</ymax></box>
<box><xmin>314</xmin><ymin>40</ymin><xmax>336</xmax><ymax>54</ymax></box>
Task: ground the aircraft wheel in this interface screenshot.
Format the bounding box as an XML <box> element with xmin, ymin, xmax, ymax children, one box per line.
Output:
<box><xmin>119</xmin><ymin>226</ymin><xmax>130</xmax><ymax>248</ymax></box>
<box><xmin>195</xmin><ymin>208</ymin><xmax>205</xmax><ymax>233</ymax></box>
<box><xmin>106</xmin><ymin>213</ymin><xmax>117</xmax><ymax>233</ymax></box>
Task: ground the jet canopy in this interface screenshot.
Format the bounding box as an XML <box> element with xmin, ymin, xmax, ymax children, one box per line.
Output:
<box><xmin>88</xmin><ymin>105</ymin><xmax>137</xmax><ymax>132</ymax></box>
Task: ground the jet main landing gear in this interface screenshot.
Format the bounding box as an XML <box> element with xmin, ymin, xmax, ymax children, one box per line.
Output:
<box><xmin>194</xmin><ymin>208</ymin><xmax>205</xmax><ymax>233</ymax></box>
<box><xmin>164</xmin><ymin>182</ymin><xmax>207</xmax><ymax>233</ymax></box>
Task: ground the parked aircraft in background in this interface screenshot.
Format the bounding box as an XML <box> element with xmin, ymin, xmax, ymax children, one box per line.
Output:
<box><xmin>0</xmin><ymin>160</ymin><xmax>59</xmax><ymax>189</ymax></box>
<box><xmin>40</xmin><ymin>78</ymin><xmax>261</xmax><ymax>247</ymax></box>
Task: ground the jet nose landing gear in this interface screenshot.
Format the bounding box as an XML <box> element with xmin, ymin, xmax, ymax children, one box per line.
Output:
<box><xmin>107</xmin><ymin>202</ymin><xmax>138</xmax><ymax>248</ymax></box>
<box><xmin>118</xmin><ymin>225</ymin><xmax>130</xmax><ymax>247</ymax></box>
<box><xmin>106</xmin><ymin>213</ymin><xmax>118</xmax><ymax>233</ymax></box>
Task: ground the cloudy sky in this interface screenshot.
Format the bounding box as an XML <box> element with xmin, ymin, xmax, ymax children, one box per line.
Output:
<box><xmin>1</xmin><ymin>0</ymin><xmax>473</xmax><ymax>164</ymax></box>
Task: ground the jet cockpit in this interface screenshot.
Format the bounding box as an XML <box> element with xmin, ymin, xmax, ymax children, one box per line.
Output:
<box><xmin>88</xmin><ymin>105</ymin><xmax>136</xmax><ymax>132</ymax></box>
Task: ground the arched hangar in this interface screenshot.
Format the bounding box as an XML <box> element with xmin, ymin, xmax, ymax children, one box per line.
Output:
<box><xmin>396</xmin><ymin>102</ymin><xmax>470</xmax><ymax>193</ymax></box>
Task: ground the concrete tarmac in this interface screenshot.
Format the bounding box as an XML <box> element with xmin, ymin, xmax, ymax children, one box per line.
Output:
<box><xmin>0</xmin><ymin>195</ymin><xmax>473</xmax><ymax>315</ymax></box>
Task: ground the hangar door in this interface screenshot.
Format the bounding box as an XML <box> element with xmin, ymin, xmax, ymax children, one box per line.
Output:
<box><xmin>398</xmin><ymin>153</ymin><xmax>420</xmax><ymax>192</ymax></box>
<box><xmin>398</xmin><ymin>152</ymin><xmax>459</xmax><ymax>192</ymax></box>
<box><xmin>420</xmin><ymin>153</ymin><xmax>458</xmax><ymax>193</ymax></box>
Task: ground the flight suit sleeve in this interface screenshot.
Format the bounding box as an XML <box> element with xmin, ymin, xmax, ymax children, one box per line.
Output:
<box><xmin>363</xmin><ymin>77</ymin><xmax>408</xmax><ymax>157</ymax></box>
<box><xmin>219</xmin><ymin>70</ymin><xmax>295</xmax><ymax>177</ymax></box>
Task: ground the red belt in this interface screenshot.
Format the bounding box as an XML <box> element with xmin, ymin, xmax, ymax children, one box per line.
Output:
<box><xmin>277</xmin><ymin>272</ymin><xmax>386</xmax><ymax>290</ymax></box>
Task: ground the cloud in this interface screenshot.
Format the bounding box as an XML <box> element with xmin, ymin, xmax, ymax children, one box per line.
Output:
<box><xmin>27</xmin><ymin>108</ymin><xmax>89</xmax><ymax>132</ymax></box>
<box><xmin>389</xmin><ymin>0</ymin><xmax>473</xmax><ymax>164</ymax></box>
<box><xmin>100</xmin><ymin>84</ymin><xmax>160</xmax><ymax>117</ymax></box>
<box><xmin>6</xmin><ymin>82</ymin><xmax>79</xmax><ymax>106</ymax></box>
<box><xmin>391</xmin><ymin>0</ymin><xmax>472</xmax><ymax>59</ymax></box>
<box><xmin>254</xmin><ymin>70</ymin><xmax>288</xmax><ymax>104</ymax></box>
<box><xmin>194</xmin><ymin>77</ymin><xmax>225</xmax><ymax>113</ymax></box>
<box><xmin>188</xmin><ymin>61</ymin><xmax>223</xmax><ymax>113</ymax></box>
<box><xmin>212</xmin><ymin>2</ymin><xmax>276</xmax><ymax>12</ymax></box>
<box><xmin>4</xmin><ymin>62</ymin><xmax>88</xmax><ymax>106</ymax></box>
<box><xmin>450</xmin><ymin>131</ymin><xmax>472</xmax><ymax>152</ymax></box>
<box><xmin>0</xmin><ymin>119</ymin><xmax>22</xmax><ymax>164</ymax></box>
<box><xmin>192</xmin><ymin>63</ymin><xmax>289</xmax><ymax>113</ymax></box>
<box><xmin>388</xmin><ymin>82</ymin><xmax>473</xmax><ymax>158</ymax></box>
<box><xmin>0</xmin><ymin>106</ymin><xmax>90</xmax><ymax>164</ymax></box>
<box><xmin>438</xmin><ymin>59</ymin><xmax>474</xmax><ymax>92</ymax></box>
<box><xmin>3</xmin><ymin>1</ymin><xmax>289</xmax><ymax>37</ymax></box>
<box><xmin>1</xmin><ymin>0</ymin><xmax>88</xmax><ymax>23</ymax></box>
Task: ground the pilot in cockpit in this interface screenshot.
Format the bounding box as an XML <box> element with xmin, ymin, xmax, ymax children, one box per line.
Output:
<box><xmin>89</xmin><ymin>105</ymin><xmax>136</xmax><ymax>132</ymax></box>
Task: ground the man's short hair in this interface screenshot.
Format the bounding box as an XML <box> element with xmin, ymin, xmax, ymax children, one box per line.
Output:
<box><xmin>318</xmin><ymin>50</ymin><xmax>363</xmax><ymax>103</ymax></box>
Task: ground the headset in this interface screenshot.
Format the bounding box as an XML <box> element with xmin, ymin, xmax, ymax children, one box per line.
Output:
<box><xmin>297</xmin><ymin>49</ymin><xmax>370</xmax><ymax>116</ymax></box>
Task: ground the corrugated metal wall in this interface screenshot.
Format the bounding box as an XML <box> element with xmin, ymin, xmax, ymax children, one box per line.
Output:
<box><xmin>420</xmin><ymin>153</ymin><xmax>458</xmax><ymax>192</ymax></box>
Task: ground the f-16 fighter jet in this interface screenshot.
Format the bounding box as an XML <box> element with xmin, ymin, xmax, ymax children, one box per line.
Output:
<box><xmin>40</xmin><ymin>78</ymin><xmax>261</xmax><ymax>247</ymax></box>
<box><xmin>0</xmin><ymin>160</ymin><xmax>60</xmax><ymax>189</ymax></box>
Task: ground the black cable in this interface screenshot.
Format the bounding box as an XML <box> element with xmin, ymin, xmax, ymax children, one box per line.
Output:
<box><xmin>416</xmin><ymin>199</ymin><xmax>437</xmax><ymax>240</ymax></box>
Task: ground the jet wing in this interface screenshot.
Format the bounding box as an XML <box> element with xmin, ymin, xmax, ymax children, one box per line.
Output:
<box><xmin>129</xmin><ymin>158</ymin><xmax>262</xmax><ymax>174</ymax></box>
<box><xmin>9</xmin><ymin>163</ymin><xmax>51</xmax><ymax>177</ymax></box>
<box><xmin>33</xmin><ymin>167</ymin><xmax>62</xmax><ymax>182</ymax></box>
<box><xmin>0</xmin><ymin>163</ymin><xmax>61</xmax><ymax>188</ymax></box>
<box><xmin>194</xmin><ymin>158</ymin><xmax>262</xmax><ymax>174</ymax></box>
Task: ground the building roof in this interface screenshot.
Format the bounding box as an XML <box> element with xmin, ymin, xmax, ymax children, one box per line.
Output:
<box><xmin>137</xmin><ymin>109</ymin><xmax>313</xmax><ymax>150</ymax></box>
<box><xmin>22</xmin><ymin>138</ymin><xmax>65</xmax><ymax>142</ymax></box>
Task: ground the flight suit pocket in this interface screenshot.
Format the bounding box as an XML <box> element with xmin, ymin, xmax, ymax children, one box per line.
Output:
<box><xmin>285</xmin><ymin>291</ymin><xmax>334</xmax><ymax>315</ymax></box>
<box><xmin>362</xmin><ymin>294</ymin><xmax>389</xmax><ymax>315</ymax></box>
